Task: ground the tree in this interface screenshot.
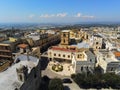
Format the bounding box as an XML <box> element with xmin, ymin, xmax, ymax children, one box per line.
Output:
<box><xmin>40</xmin><ymin>76</ymin><xmax>50</xmax><ymax>90</ymax></box>
<box><xmin>72</xmin><ymin>73</ymin><xmax>120</xmax><ymax>89</ymax></box>
<box><xmin>48</xmin><ymin>78</ymin><xmax>64</xmax><ymax>90</ymax></box>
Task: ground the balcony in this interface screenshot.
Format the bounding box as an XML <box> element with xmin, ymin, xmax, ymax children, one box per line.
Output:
<box><xmin>0</xmin><ymin>55</ymin><xmax>12</xmax><ymax>58</ymax></box>
<box><xmin>0</xmin><ymin>49</ymin><xmax>11</xmax><ymax>52</ymax></box>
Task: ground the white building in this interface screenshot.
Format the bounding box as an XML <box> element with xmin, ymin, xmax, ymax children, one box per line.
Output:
<box><xmin>96</xmin><ymin>50</ymin><xmax>120</xmax><ymax>73</ymax></box>
<box><xmin>0</xmin><ymin>55</ymin><xmax>39</xmax><ymax>90</ymax></box>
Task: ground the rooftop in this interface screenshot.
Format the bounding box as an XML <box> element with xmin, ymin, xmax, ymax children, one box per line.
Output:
<box><xmin>0</xmin><ymin>40</ymin><xmax>12</xmax><ymax>44</ymax></box>
<box><xmin>93</xmin><ymin>34</ymin><xmax>102</xmax><ymax>38</ymax></box>
<box><xmin>71</xmin><ymin>41</ymin><xmax>90</xmax><ymax>48</ymax></box>
<box><xmin>18</xmin><ymin>44</ymin><xmax>28</xmax><ymax>49</ymax></box>
<box><xmin>26</xmin><ymin>33</ymin><xmax>40</xmax><ymax>41</ymax></box>
<box><xmin>0</xmin><ymin>60</ymin><xmax>10</xmax><ymax>66</ymax></box>
<box><xmin>50</xmin><ymin>46</ymin><xmax>76</xmax><ymax>52</ymax></box>
<box><xmin>114</xmin><ymin>52</ymin><xmax>120</xmax><ymax>57</ymax></box>
<box><xmin>46</xmin><ymin>30</ymin><xmax>55</xmax><ymax>34</ymax></box>
<box><xmin>0</xmin><ymin>55</ymin><xmax>39</xmax><ymax>90</ymax></box>
<box><xmin>62</xmin><ymin>30</ymin><xmax>70</xmax><ymax>33</ymax></box>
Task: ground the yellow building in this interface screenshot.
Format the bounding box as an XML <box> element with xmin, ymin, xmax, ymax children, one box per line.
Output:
<box><xmin>9</xmin><ymin>37</ymin><xmax>18</xmax><ymax>42</ymax></box>
<box><xmin>70</xmin><ymin>30</ymin><xmax>75</xmax><ymax>39</ymax></box>
<box><xmin>31</xmin><ymin>47</ymin><xmax>40</xmax><ymax>58</ymax></box>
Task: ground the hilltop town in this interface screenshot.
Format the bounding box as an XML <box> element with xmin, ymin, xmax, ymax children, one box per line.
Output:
<box><xmin>0</xmin><ymin>25</ymin><xmax>120</xmax><ymax>90</ymax></box>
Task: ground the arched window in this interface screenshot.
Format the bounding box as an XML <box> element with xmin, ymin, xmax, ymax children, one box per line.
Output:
<box><xmin>90</xmin><ymin>59</ymin><xmax>92</xmax><ymax>62</ymax></box>
<box><xmin>54</xmin><ymin>53</ymin><xmax>56</xmax><ymax>56</ymax></box>
<box><xmin>59</xmin><ymin>54</ymin><xmax>61</xmax><ymax>57</ymax></box>
<box><xmin>81</xmin><ymin>66</ymin><xmax>83</xmax><ymax>71</ymax></box>
<box><xmin>19</xmin><ymin>75</ymin><xmax>22</xmax><ymax>81</ymax></box>
<box><xmin>68</xmin><ymin>55</ymin><xmax>70</xmax><ymax>58</ymax></box>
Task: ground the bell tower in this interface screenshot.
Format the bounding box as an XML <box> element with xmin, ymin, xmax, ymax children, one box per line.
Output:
<box><xmin>61</xmin><ymin>30</ymin><xmax>70</xmax><ymax>45</ymax></box>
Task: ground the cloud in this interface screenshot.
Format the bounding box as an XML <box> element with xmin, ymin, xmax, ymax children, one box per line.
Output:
<box><xmin>82</xmin><ymin>15</ymin><xmax>94</xmax><ymax>18</ymax></box>
<box><xmin>39</xmin><ymin>13</ymin><xmax>67</xmax><ymax>18</ymax></box>
<box><xmin>75</xmin><ymin>13</ymin><xmax>81</xmax><ymax>17</ymax></box>
<box><xmin>28</xmin><ymin>14</ymin><xmax>35</xmax><ymax>18</ymax></box>
<box><xmin>39</xmin><ymin>14</ymin><xmax>53</xmax><ymax>18</ymax></box>
<box><xmin>75</xmin><ymin>13</ymin><xmax>95</xmax><ymax>19</ymax></box>
<box><xmin>38</xmin><ymin>12</ymin><xmax>95</xmax><ymax>19</ymax></box>
<box><xmin>56</xmin><ymin>13</ymin><xmax>67</xmax><ymax>17</ymax></box>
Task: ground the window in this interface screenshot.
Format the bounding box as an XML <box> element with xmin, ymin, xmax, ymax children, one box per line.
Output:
<box><xmin>78</xmin><ymin>54</ymin><xmax>83</xmax><ymax>58</ymax></box>
<box><xmin>90</xmin><ymin>59</ymin><xmax>92</xmax><ymax>62</ymax></box>
<box><xmin>86</xmin><ymin>66</ymin><xmax>88</xmax><ymax>69</ymax></box>
<box><xmin>63</xmin><ymin>34</ymin><xmax>66</xmax><ymax>37</ymax></box>
<box><xmin>64</xmin><ymin>39</ymin><xmax>66</xmax><ymax>43</ymax></box>
<box><xmin>80</xmin><ymin>54</ymin><xmax>83</xmax><ymax>56</ymax></box>
<box><xmin>81</xmin><ymin>66</ymin><xmax>83</xmax><ymax>71</ymax></box>
<box><xmin>58</xmin><ymin>54</ymin><xmax>61</xmax><ymax>57</ymax></box>
<box><xmin>63</xmin><ymin>55</ymin><xmax>65</xmax><ymax>57</ymax></box>
<box><xmin>111</xmin><ymin>67</ymin><xmax>114</xmax><ymax>71</ymax></box>
<box><xmin>54</xmin><ymin>53</ymin><xmax>56</xmax><ymax>56</ymax></box>
<box><xmin>19</xmin><ymin>75</ymin><xmax>22</xmax><ymax>81</ymax></box>
<box><xmin>96</xmin><ymin>42</ymin><xmax>98</xmax><ymax>44</ymax></box>
<box><xmin>68</xmin><ymin>55</ymin><xmax>70</xmax><ymax>58</ymax></box>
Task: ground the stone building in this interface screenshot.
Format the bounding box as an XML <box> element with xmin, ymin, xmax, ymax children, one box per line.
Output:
<box><xmin>0</xmin><ymin>39</ymin><xmax>23</xmax><ymax>71</ymax></box>
<box><xmin>31</xmin><ymin>47</ymin><xmax>41</xmax><ymax>58</ymax></box>
<box><xmin>48</xmin><ymin>46</ymin><xmax>96</xmax><ymax>73</ymax></box>
<box><xmin>24</xmin><ymin>30</ymin><xmax>60</xmax><ymax>53</ymax></box>
<box><xmin>48</xmin><ymin>29</ymin><xmax>96</xmax><ymax>74</ymax></box>
<box><xmin>72</xmin><ymin>50</ymin><xmax>96</xmax><ymax>73</ymax></box>
<box><xmin>96</xmin><ymin>50</ymin><xmax>120</xmax><ymax>74</ymax></box>
<box><xmin>0</xmin><ymin>54</ymin><xmax>41</xmax><ymax>90</ymax></box>
<box><xmin>0</xmin><ymin>42</ymin><xmax>13</xmax><ymax>61</ymax></box>
<box><xmin>17</xmin><ymin>44</ymin><xmax>29</xmax><ymax>54</ymax></box>
<box><xmin>106</xmin><ymin>62</ymin><xmax>120</xmax><ymax>73</ymax></box>
<box><xmin>48</xmin><ymin>46</ymin><xmax>76</xmax><ymax>62</ymax></box>
<box><xmin>16</xmin><ymin>65</ymin><xmax>28</xmax><ymax>82</ymax></box>
<box><xmin>92</xmin><ymin>35</ymin><xmax>103</xmax><ymax>49</ymax></box>
<box><xmin>70</xmin><ymin>30</ymin><xmax>82</xmax><ymax>40</ymax></box>
<box><xmin>20</xmin><ymin>59</ymin><xmax>41</xmax><ymax>90</ymax></box>
<box><xmin>61</xmin><ymin>30</ymin><xmax>71</xmax><ymax>45</ymax></box>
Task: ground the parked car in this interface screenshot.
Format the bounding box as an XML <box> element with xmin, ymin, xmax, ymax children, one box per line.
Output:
<box><xmin>62</xmin><ymin>78</ymin><xmax>72</xmax><ymax>83</ymax></box>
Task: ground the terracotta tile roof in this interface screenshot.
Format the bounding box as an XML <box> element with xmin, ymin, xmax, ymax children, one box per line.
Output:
<box><xmin>114</xmin><ymin>52</ymin><xmax>120</xmax><ymax>57</ymax></box>
<box><xmin>18</xmin><ymin>44</ymin><xmax>28</xmax><ymax>49</ymax></box>
<box><xmin>51</xmin><ymin>46</ymin><xmax>76</xmax><ymax>52</ymax></box>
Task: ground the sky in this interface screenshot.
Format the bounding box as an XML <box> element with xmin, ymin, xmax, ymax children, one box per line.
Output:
<box><xmin>0</xmin><ymin>0</ymin><xmax>120</xmax><ymax>23</ymax></box>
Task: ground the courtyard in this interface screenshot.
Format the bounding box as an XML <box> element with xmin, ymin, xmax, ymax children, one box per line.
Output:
<box><xmin>48</xmin><ymin>60</ymin><xmax>74</xmax><ymax>76</ymax></box>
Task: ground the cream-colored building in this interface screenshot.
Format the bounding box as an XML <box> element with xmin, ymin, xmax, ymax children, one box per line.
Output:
<box><xmin>92</xmin><ymin>35</ymin><xmax>103</xmax><ymax>49</ymax></box>
<box><xmin>96</xmin><ymin>50</ymin><xmax>120</xmax><ymax>73</ymax></box>
<box><xmin>31</xmin><ymin>47</ymin><xmax>40</xmax><ymax>58</ymax></box>
<box><xmin>48</xmin><ymin>29</ymin><xmax>96</xmax><ymax>73</ymax></box>
<box><xmin>48</xmin><ymin>46</ymin><xmax>96</xmax><ymax>73</ymax></box>
<box><xmin>48</xmin><ymin>46</ymin><xmax>87</xmax><ymax>61</ymax></box>
<box><xmin>61</xmin><ymin>30</ymin><xmax>70</xmax><ymax>45</ymax></box>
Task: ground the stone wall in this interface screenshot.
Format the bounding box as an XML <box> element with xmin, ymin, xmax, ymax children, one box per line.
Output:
<box><xmin>20</xmin><ymin>60</ymin><xmax>41</xmax><ymax>90</ymax></box>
